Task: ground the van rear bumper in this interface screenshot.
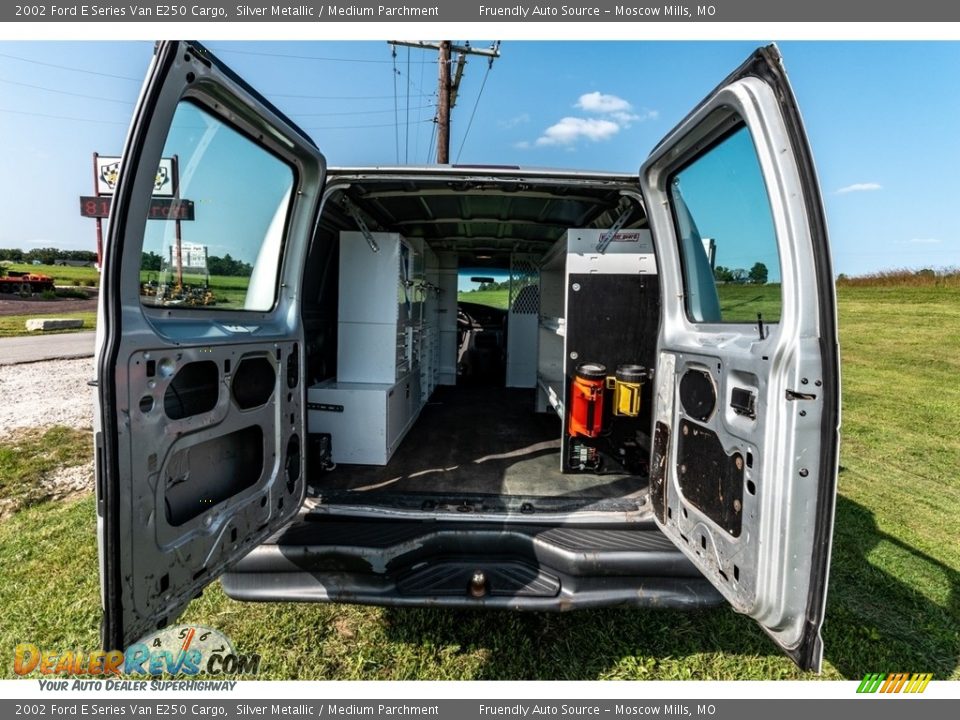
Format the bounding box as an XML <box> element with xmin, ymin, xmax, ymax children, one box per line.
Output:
<box><xmin>221</xmin><ymin>515</ymin><xmax>724</xmax><ymax>610</ymax></box>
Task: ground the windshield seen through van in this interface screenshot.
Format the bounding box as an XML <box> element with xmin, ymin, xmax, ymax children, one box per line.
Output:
<box><xmin>457</xmin><ymin>269</ymin><xmax>511</xmax><ymax>310</ymax></box>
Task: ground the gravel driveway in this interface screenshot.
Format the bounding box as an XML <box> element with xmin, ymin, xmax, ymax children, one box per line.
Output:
<box><xmin>0</xmin><ymin>357</ymin><xmax>97</xmax><ymax>512</ymax></box>
<box><xmin>0</xmin><ymin>357</ymin><xmax>96</xmax><ymax>436</ymax></box>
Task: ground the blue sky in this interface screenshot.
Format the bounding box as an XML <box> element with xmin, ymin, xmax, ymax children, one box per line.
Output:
<box><xmin>0</xmin><ymin>40</ymin><xmax>958</xmax><ymax>276</ymax></box>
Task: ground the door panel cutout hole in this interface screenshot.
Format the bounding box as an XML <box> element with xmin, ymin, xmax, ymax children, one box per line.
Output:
<box><xmin>679</xmin><ymin>533</ymin><xmax>689</xmax><ymax>544</ymax></box>
<box><xmin>746</xmin><ymin>451</ymin><xmax>754</xmax><ymax>468</ymax></box>
<box><xmin>718</xmin><ymin>569</ymin><xmax>729</xmax><ymax>582</ymax></box>
<box><xmin>164</xmin><ymin>425</ymin><xmax>263</xmax><ymax>526</ymax></box>
<box><xmin>700</xmin><ymin>534</ymin><xmax>706</xmax><ymax>549</ymax></box>
<box><xmin>747</xmin><ymin>479</ymin><xmax>756</xmax><ymax>495</ymax></box>
<box><xmin>232</xmin><ymin>356</ymin><xmax>276</xmax><ymax>410</ymax></box>
<box><xmin>286</xmin><ymin>343</ymin><xmax>299</xmax><ymax>389</ymax></box>
<box><xmin>230</xmin><ymin>527</ymin><xmax>238</xmax><ymax>542</ymax></box>
<box><xmin>164</xmin><ymin>360</ymin><xmax>218</xmax><ymax>420</ymax></box>
<box><xmin>284</xmin><ymin>434</ymin><xmax>301</xmax><ymax>493</ymax></box>
<box><xmin>733</xmin><ymin>565</ymin><xmax>740</xmax><ymax>582</ymax></box>
<box><xmin>682</xmin><ymin>506</ymin><xmax>689</xmax><ymax>519</ymax></box>
<box><xmin>139</xmin><ymin>395</ymin><xmax>154</xmax><ymax>413</ymax></box>
<box><xmin>679</xmin><ymin>369</ymin><xmax>717</xmax><ymax>421</ymax></box>
<box><xmin>146</xmin><ymin>360</ymin><xmax>156</xmax><ymax>378</ymax></box>
<box><xmin>158</xmin><ymin>574</ymin><xmax>169</xmax><ymax>593</ymax></box>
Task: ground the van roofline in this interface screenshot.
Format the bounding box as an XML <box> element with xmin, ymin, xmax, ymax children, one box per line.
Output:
<box><xmin>326</xmin><ymin>164</ymin><xmax>639</xmax><ymax>184</ymax></box>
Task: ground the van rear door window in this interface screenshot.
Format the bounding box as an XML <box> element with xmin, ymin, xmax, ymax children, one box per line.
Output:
<box><xmin>139</xmin><ymin>101</ymin><xmax>295</xmax><ymax>312</ymax></box>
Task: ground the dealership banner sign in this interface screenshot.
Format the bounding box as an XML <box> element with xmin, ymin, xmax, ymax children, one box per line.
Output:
<box><xmin>95</xmin><ymin>156</ymin><xmax>175</xmax><ymax>197</ymax></box>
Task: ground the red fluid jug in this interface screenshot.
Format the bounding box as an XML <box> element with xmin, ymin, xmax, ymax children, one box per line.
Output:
<box><xmin>568</xmin><ymin>362</ymin><xmax>607</xmax><ymax>438</ymax></box>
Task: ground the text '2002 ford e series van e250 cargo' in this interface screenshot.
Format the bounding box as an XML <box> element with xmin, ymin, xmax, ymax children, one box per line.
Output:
<box><xmin>93</xmin><ymin>41</ymin><xmax>840</xmax><ymax>672</ymax></box>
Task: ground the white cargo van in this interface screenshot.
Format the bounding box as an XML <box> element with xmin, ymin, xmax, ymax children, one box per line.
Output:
<box><xmin>94</xmin><ymin>41</ymin><xmax>840</xmax><ymax>671</ymax></box>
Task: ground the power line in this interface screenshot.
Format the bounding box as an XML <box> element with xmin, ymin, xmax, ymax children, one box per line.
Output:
<box><xmin>426</xmin><ymin>117</ymin><xmax>438</xmax><ymax>164</ymax></box>
<box><xmin>0</xmin><ymin>107</ymin><xmax>129</xmax><ymax>125</ymax></box>
<box><xmin>413</xmin><ymin>46</ymin><xmax>427</xmax><ymax>163</ymax></box>
<box><xmin>208</xmin><ymin>46</ymin><xmax>432</xmax><ymax>65</ymax></box>
<box><xmin>392</xmin><ymin>46</ymin><xmax>400</xmax><ymax>164</ymax></box>
<box><xmin>405</xmin><ymin>47</ymin><xmax>411</xmax><ymax>164</ymax></box>
<box><xmin>0</xmin><ymin>76</ymin><xmax>134</xmax><ymax>106</ymax></box>
<box><xmin>388</xmin><ymin>40</ymin><xmax>501</xmax><ymax>165</ymax></box>
<box><xmin>291</xmin><ymin>104</ymin><xmax>433</xmax><ymax>118</ymax></box>
<box><xmin>268</xmin><ymin>89</ymin><xmax>432</xmax><ymax>101</ymax></box>
<box><xmin>455</xmin><ymin>63</ymin><xmax>493</xmax><ymax>163</ymax></box>
<box><xmin>303</xmin><ymin>118</ymin><xmax>434</xmax><ymax>132</ymax></box>
<box><xmin>0</xmin><ymin>51</ymin><xmax>142</xmax><ymax>81</ymax></box>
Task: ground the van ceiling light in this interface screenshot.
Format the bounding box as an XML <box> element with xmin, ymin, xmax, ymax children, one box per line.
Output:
<box><xmin>476</xmin><ymin>254</ymin><xmax>492</xmax><ymax>260</ymax></box>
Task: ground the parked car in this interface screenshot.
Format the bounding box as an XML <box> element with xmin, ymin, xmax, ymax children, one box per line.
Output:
<box><xmin>94</xmin><ymin>41</ymin><xmax>840</xmax><ymax>672</ymax></box>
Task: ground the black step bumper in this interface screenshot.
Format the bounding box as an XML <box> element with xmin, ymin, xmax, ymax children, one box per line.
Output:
<box><xmin>221</xmin><ymin>516</ymin><xmax>724</xmax><ymax>610</ymax></box>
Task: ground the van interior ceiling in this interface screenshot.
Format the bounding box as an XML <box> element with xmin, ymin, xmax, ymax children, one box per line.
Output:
<box><xmin>300</xmin><ymin>171</ymin><xmax>660</xmax><ymax>514</ymax></box>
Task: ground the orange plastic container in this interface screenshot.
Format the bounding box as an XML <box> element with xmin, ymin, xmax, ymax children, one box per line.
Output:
<box><xmin>567</xmin><ymin>363</ymin><xmax>607</xmax><ymax>437</ymax></box>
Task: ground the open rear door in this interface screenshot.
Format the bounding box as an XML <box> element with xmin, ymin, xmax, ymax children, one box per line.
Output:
<box><xmin>642</xmin><ymin>45</ymin><xmax>840</xmax><ymax>671</ymax></box>
<box><xmin>95</xmin><ymin>41</ymin><xmax>325</xmax><ymax>650</ymax></box>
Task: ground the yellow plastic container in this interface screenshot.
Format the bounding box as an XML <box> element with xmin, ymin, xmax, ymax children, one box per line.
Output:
<box><xmin>611</xmin><ymin>364</ymin><xmax>648</xmax><ymax>417</ymax></box>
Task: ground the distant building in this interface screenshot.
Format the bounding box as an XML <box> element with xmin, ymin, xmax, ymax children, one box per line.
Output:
<box><xmin>165</xmin><ymin>242</ymin><xmax>209</xmax><ymax>278</ymax></box>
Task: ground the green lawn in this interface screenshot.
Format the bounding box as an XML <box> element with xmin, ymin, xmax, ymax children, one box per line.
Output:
<box><xmin>460</xmin><ymin>284</ymin><xmax>782</xmax><ymax>321</ymax></box>
<box><xmin>459</xmin><ymin>289</ymin><xmax>511</xmax><ymax>310</ymax></box>
<box><xmin>0</xmin><ymin>312</ymin><xmax>97</xmax><ymax>338</ymax></box>
<box><xmin>3</xmin><ymin>262</ymin><xmax>100</xmax><ymax>286</ymax></box>
<box><xmin>1</xmin><ymin>284</ymin><xmax>958</xmax><ymax>680</ymax></box>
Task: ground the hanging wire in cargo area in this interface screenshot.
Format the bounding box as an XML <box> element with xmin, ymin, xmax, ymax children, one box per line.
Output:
<box><xmin>392</xmin><ymin>46</ymin><xmax>400</xmax><ymax>164</ymax></box>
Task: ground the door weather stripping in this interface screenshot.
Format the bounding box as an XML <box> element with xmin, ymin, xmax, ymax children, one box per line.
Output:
<box><xmin>596</xmin><ymin>207</ymin><xmax>633</xmax><ymax>254</ymax></box>
<box><xmin>342</xmin><ymin>197</ymin><xmax>379</xmax><ymax>253</ymax></box>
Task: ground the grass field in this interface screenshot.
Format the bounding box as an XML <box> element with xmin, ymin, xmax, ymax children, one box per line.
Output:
<box><xmin>1</xmin><ymin>283</ymin><xmax>958</xmax><ymax>680</ymax></box>
<box><xmin>3</xmin><ymin>262</ymin><xmax>100</xmax><ymax>286</ymax></box>
<box><xmin>461</xmin><ymin>283</ymin><xmax>783</xmax><ymax>322</ymax></box>
<box><xmin>0</xmin><ymin>312</ymin><xmax>97</xmax><ymax>338</ymax></box>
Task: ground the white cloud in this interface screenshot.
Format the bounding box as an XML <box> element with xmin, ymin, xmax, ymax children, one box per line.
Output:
<box><xmin>499</xmin><ymin>113</ymin><xmax>530</xmax><ymax>129</ymax></box>
<box><xmin>521</xmin><ymin>91</ymin><xmax>657</xmax><ymax>149</ymax></box>
<box><xmin>907</xmin><ymin>237</ymin><xmax>943</xmax><ymax>244</ymax></box>
<box><xmin>534</xmin><ymin>117</ymin><xmax>621</xmax><ymax>147</ymax></box>
<box><xmin>836</xmin><ymin>182</ymin><xmax>882</xmax><ymax>194</ymax></box>
<box><xmin>576</xmin><ymin>91</ymin><xmax>632</xmax><ymax>114</ymax></box>
<box><xmin>513</xmin><ymin>140</ymin><xmax>531</xmax><ymax>150</ymax></box>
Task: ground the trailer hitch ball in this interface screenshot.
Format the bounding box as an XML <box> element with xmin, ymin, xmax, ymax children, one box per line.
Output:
<box><xmin>469</xmin><ymin>570</ymin><xmax>488</xmax><ymax>598</ymax></box>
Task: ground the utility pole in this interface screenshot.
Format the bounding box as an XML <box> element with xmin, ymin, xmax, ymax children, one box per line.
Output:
<box><xmin>387</xmin><ymin>41</ymin><xmax>501</xmax><ymax>165</ymax></box>
<box><xmin>437</xmin><ymin>41</ymin><xmax>451</xmax><ymax>164</ymax></box>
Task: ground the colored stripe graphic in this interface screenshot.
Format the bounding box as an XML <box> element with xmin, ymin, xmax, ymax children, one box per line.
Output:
<box><xmin>858</xmin><ymin>673</ymin><xmax>932</xmax><ymax>693</ymax></box>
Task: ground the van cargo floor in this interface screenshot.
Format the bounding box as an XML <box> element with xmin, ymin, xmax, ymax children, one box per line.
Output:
<box><xmin>316</xmin><ymin>386</ymin><xmax>645</xmax><ymax>500</ymax></box>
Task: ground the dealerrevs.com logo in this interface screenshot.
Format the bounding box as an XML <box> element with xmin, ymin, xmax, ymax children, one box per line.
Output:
<box><xmin>14</xmin><ymin>625</ymin><xmax>261</xmax><ymax>678</ymax></box>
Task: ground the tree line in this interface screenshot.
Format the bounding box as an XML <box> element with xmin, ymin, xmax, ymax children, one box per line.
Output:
<box><xmin>0</xmin><ymin>247</ymin><xmax>97</xmax><ymax>264</ymax></box>
<box><xmin>465</xmin><ymin>264</ymin><xmax>772</xmax><ymax>292</ymax></box>
<box><xmin>140</xmin><ymin>251</ymin><xmax>253</xmax><ymax>277</ymax></box>
<box><xmin>714</xmin><ymin>262</ymin><xmax>769</xmax><ymax>285</ymax></box>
